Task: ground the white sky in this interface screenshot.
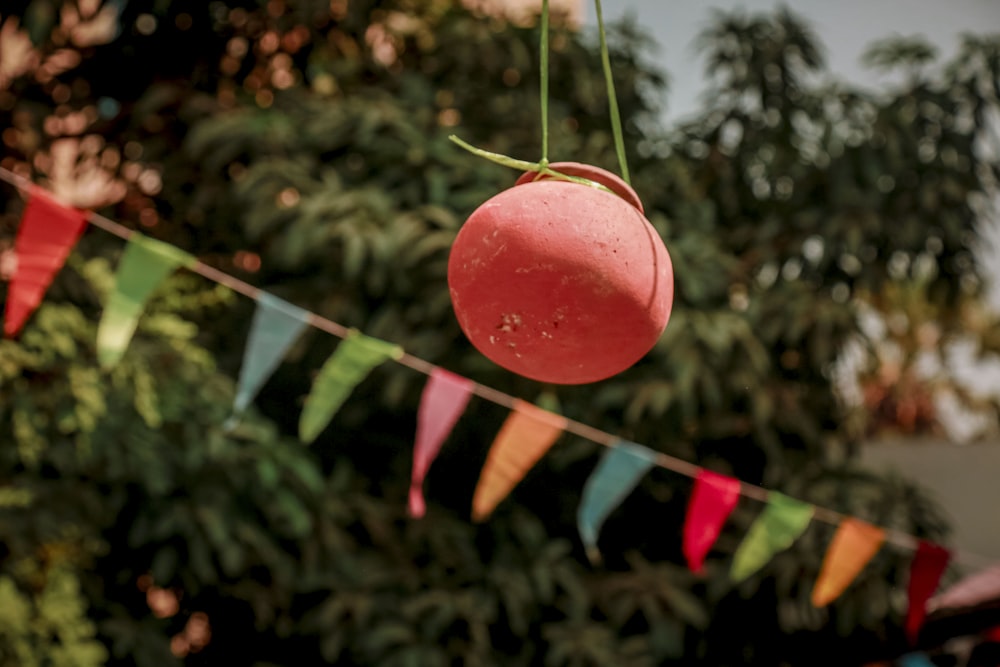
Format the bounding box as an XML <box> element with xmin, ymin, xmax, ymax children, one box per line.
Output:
<box><xmin>585</xmin><ymin>0</ymin><xmax>1000</xmax><ymax>124</ymax></box>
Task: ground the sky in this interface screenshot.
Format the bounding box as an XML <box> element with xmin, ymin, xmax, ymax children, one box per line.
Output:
<box><xmin>585</xmin><ymin>0</ymin><xmax>1000</xmax><ymax>124</ymax></box>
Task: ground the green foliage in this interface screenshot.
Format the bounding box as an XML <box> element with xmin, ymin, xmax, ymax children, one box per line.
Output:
<box><xmin>0</xmin><ymin>1</ymin><xmax>996</xmax><ymax>666</ymax></box>
<box><xmin>0</xmin><ymin>564</ymin><xmax>108</xmax><ymax>667</ymax></box>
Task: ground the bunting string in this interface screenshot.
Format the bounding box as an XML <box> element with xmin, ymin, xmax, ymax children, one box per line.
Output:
<box><xmin>0</xmin><ymin>164</ymin><xmax>995</xmax><ymax>576</ymax></box>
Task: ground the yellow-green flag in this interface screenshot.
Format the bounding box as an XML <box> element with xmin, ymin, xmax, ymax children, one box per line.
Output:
<box><xmin>730</xmin><ymin>492</ymin><xmax>814</xmax><ymax>583</ymax></box>
<box><xmin>96</xmin><ymin>234</ymin><xmax>193</xmax><ymax>368</ymax></box>
<box><xmin>299</xmin><ymin>331</ymin><xmax>402</xmax><ymax>444</ymax></box>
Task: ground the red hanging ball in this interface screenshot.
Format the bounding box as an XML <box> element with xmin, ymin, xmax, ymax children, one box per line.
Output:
<box><xmin>448</xmin><ymin>162</ymin><xmax>674</xmax><ymax>384</ymax></box>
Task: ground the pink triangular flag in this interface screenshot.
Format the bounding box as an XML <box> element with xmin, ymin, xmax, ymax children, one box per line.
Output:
<box><xmin>4</xmin><ymin>188</ymin><xmax>87</xmax><ymax>336</ymax></box>
<box><xmin>683</xmin><ymin>469</ymin><xmax>741</xmax><ymax>574</ymax></box>
<box><xmin>409</xmin><ymin>368</ymin><xmax>474</xmax><ymax>518</ymax></box>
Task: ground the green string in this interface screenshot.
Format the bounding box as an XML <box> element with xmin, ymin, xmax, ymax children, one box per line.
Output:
<box><xmin>449</xmin><ymin>1</ymin><xmax>631</xmax><ymax>195</ymax></box>
<box><xmin>448</xmin><ymin>135</ymin><xmax>615</xmax><ymax>195</ymax></box>
<box><xmin>540</xmin><ymin>0</ymin><xmax>550</xmax><ymax>169</ymax></box>
<box><xmin>593</xmin><ymin>0</ymin><xmax>630</xmax><ymax>185</ymax></box>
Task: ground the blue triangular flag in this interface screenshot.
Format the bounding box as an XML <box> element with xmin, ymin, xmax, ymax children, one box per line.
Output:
<box><xmin>577</xmin><ymin>441</ymin><xmax>658</xmax><ymax>564</ymax></box>
<box><xmin>228</xmin><ymin>292</ymin><xmax>310</xmax><ymax>427</ymax></box>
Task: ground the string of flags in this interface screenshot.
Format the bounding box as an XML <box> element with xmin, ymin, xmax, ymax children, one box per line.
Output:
<box><xmin>1</xmin><ymin>168</ymin><xmax>995</xmax><ymax>648</ymax></box>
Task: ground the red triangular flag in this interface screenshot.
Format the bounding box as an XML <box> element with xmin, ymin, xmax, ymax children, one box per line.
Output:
<box><xmin>905</xmin><ymin>541</ymin><xmax>950</xmax><ymax>644</ymax></box>
<box><xmin>409</xmin><ymin>368</ymin><xmax>474</xmax><ymax>518</ymax></box>
<box><xmin>4</xmin><ymin>188</ymin><xmax>87</xmax><ymax>336</ymax></box>
<box><xmin>683</xmin><ymin>469</ymin><xmax>741</xmax><ymax>574</ymax></box>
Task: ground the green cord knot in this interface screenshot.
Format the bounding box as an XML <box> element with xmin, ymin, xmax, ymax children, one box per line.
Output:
<box><xmin>449</xmin><ymin>0</ymin><xmax>630</xmax><ymax>190</ymax></box>
<box><xmin>448</xmin><ymin>135</ymin><xmax>615</xmax><ymax>194</ymax></box>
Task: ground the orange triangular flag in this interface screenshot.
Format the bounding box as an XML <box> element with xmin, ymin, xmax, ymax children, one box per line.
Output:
<box><xmin>471</xmin><ymin>400</ymin><xmax>567</xmax><ymax>521</ymax></box>
<box><xmin>811</xmin><ymin>518</ymin><xmax>885</xmax><ymax>607</ymax></box>
<box><xmin>4</xmin><ymin>188</ymin><xmax>87</xmax><ymax>336</ymax></box>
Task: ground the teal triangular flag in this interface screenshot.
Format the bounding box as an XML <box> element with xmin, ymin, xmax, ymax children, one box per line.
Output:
<box><xmin>899</xmin><ymin>654</ymin><xmax>936</xmax><ymax>667</ymax></box>
<box><xmin>730</xmin><ymin>492</ymin><xmax>814</xmax><ymax>583</ymax></box>
<box><xmin>577</xmin><ymin>441</ymin><xmax>658</xmax><ymax>564</ymax></box>
<box><xmin>299</xmin><ymin>331</ymin><xmax>402</xmax><ymax>444</ymax></box>
<box><xmin>97</xmin><ymin>233</ymin><xmax>193</xmax><ymax>368</ymax></box>
<box><xmin>229</xmin><ymin>293</ymin><xmax>310</xmax><ymax>423</ymax></box>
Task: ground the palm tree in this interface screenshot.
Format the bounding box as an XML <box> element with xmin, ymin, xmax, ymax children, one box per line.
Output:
<box><xmin>696</xmin><ymin>6</ymin><xmax>824</xmax><ymax>115</ymax></box>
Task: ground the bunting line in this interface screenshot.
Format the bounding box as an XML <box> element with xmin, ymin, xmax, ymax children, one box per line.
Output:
<box><xmin>905</xmin><ymin>541</ymin><xmax>951</xmax><ymax>644</ymax></box>
<box><xmin>683</xmin><ymin>469</ymin><xmax>741</xmax><ymax>574</ymax></box>
<box><xmin>812</xmin><ymin>518</ymin><xmax>886</xmax><ymax>606</ymax></box>
<box><xmin>3</xmin><ymin>187</ymin><xmax>87</xmax><ymax>336</ymax></box>
<box><xmin>730</xmin><ymin>492</ymin><xmax>814</xmax><ymax>583</ymax></box>
<box><xmin>577</xmin><ymin>441</ymin><xmax>659</xmax><ymax>564</ymax></box>
<box><xmin>472</xmin><ymin>400</ymin><xmax>568</xmax><ymax>521</ymax></box>
<box><xmin>96</xmin><ymin>232</ymin><xmax>194</xmax><ymax>368</ymax></box>
<box><xmin>229</xmin><ymin>292</ymin><xmax>312</xmax><ymax>426</ymax></box>
<box><xmin>299</xmin><ymin>331</ymin><xmax>403</xmax><ymax>443</ymax></box>
<box><xmin>410</xmin><ymin>368</ymin><xmax>475</xmax><ymax>518</ymax></box>
<box><xmin>0</xmin><ymin>165</ymin><xmax>994</xmax><ymax>574</ymax></box>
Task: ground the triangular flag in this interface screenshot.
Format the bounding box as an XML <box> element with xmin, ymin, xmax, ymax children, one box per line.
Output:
<box><xmin>905</xmin><ymin>541</ymin><xmax>950</xmax><ymax>644</ymax></box>
<box><xmin>96</xmin><ymin>233</ymin><xmax>193</xmax><ymax>368</ymax></box>
<box><xmin>811</xmin><ymin>518</ymin><xmax>885</xmax><ymax>607</ymax></box>
<box><xmin>577</xmin><ymin>441</ymin><xmax>658</xmax><ymax>564</ymax></box>
<box><xmin>730</xmin><ymin>492</ymin><xmax>814</xmax><ymax>583</ymax></box>
<box><xmin>683</xmin><ymin>469</ymin><xmax>741</xmax><ymax>574</ymax></box>
<box><xmin>899</xmin><ymin>653</ymin><xmax>936</xmax><ymax>667</ymax></box>
<box><xmin>299</xmin><ymin>331</ymin><xmax>402</xmax><ymax>444</ymax></box>
<box><xmin>230</xmin><ymin>292</ymin><xmax>311</xmax><ymax>422</ymax></box>
<box><xmin>409</xmin><ymin>368</ymin><xmax>475</xmax><ymax>518</ymax></box>
<box><xmin>471</xmin><ymin>400</ymin><xmax>567</xmax><ymax>522</ymax></box>
<box><xmin>4</xmin><ymin>188</ymin><xmax>87</xmax><ymax>336</ymax></box>
<box><xmin>932</xmin><ymin>562</ymin><xmax>1000</xmax><ymax>610</ymax></box>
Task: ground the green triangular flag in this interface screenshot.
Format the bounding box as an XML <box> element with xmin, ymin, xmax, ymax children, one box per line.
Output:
<box><xmin>577</xmin><ymin>441</ymin><xmax>658</xmax><ymax>564</ymax></box>
<box><xmin>730</xmin><ymin>492</ymin><xmax>814</xmax><ymax>583</ymax></box>
<box><xmin>229</xmin><ymin>292</ymin><xmax>311</xmax><ymax>423</ymax></box>
<box><xmin>299</xmin><ymin>331</ymin><xmax>402</xmax><ymax>444</ymax></box>
<box><xmin>96</xmin><ymin>233</ymin><xmax>193</xmax><ymax>368</ymax></box>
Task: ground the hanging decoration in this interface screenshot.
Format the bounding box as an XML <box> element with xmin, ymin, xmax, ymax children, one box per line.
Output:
<box><xmin>683</xmin><ymin>469</ymin><xmax>741</xmax><ymax>574</ymax></box>
<box><xmin>228</xmin><ymin>292</ymin><xmax>311</xmax><ymax>427</ymax></box>
<box><xmin>905</xmin><ymin>541</ymin><xmax>951</xmax><ymax>644</ymax></box>
<box><xmin>409</xmin><ymin>368</ymin><xmax>475</xmax><ymax>518</ymax></box>
<box><xmin>445</xmin><ymin>0</ymin><xmax>674</xmax><ymax>384</ymax></box>
<box><xmin>812</xmin><ymin>518</ymin><xmax>886</xmax><ymax>607</ymax></box>
<box><xmin>96</xmin><ymin>232</ymin><xmax>193</xmax><ymax>368</ymax></box>
<box><xmin>298</xmin><ymin>331</ymin><xmax>402</xmax><ymax>444</ymax></box>
<box><xmin>471</xmin><ymin>399</ymin><xmax>567</xmax><ymax>521</ymax></box>
<box><xmin>730</xmin><ymin>491</ymin><xmax>814</xmax><ymax>583</ymax></box>
<box><xmin>0</xmin><ymin>163</ymin><xmax>995</xmax><ymax>643</ymax></box>
<box><xmin>3</xmin><ymin>188</ymin><xmax>87</xmax><ymax>337</ymax></box>
<box><xmin>447</xmin><ymin>163</ymin><xmax>674</xmax><ymax>384</ymax></box>
<box><xmin>577</xmin><ymin>440</ymin><xmax>659</xmax><ymax>564</ymax></box>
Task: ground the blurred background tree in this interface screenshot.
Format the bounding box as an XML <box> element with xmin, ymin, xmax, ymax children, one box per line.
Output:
<box><xmin>0</xmin><ymin>1</ymin><xmax>997</xmax><ymax>665</ymax></box>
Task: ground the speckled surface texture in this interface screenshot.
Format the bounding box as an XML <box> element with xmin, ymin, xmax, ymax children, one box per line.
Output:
<box><xmin>448</xmin><ymin>163</ymin><xmax>674</xmax><ymax>384</ymax></box>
